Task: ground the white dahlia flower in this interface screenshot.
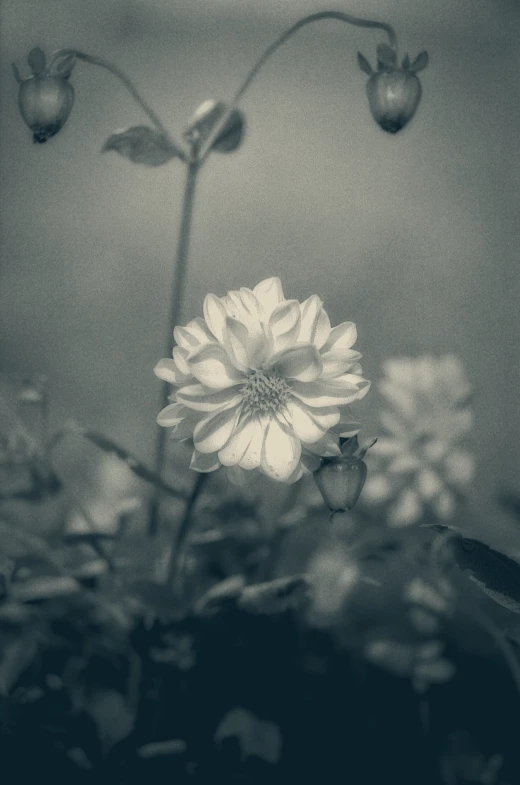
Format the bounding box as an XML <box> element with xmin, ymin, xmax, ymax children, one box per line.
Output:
<box><xmin>154</xmin><ymin>277</ymin><xmax>370</xmax><ymax>483</ymax></box>
<box><xmin>363</xmin><ymin>355</ymin><xmax>475</xmax><ymax>526</ymax></box>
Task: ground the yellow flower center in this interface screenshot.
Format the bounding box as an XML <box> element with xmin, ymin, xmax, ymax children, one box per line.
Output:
<box><xmin>242</xmin><ymin>370</ymin><xmax>290</xmax><ymax>416</ymax></box>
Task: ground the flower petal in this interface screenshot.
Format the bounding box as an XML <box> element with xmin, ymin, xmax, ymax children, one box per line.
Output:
<box><xmin>218</xmin><ymin>415</ymin><xmax>258</xmax><ymax>466</ymax></box>
<box><xmin>285</xmin><ymin>398</ymin><xmax>339</xmax><ymax>443</ymax></box>
<box><xmin>193</xmin><ymin>405</ymin><xmax>241</xmax><ymax>453</ymax></box>
<box><xmin>222</xmin><ymin>316</ymin><xmax>251</xmax><ymax>371</ymax></box>
<box><xmin>291</xmin><ymin>380</ymin><xmax>361</xmax><ymax>408</ymax></box>
<box><xmin>173</xmin><ymin>347</ymin><xmax>191</xmax><ymax>377</ymax></box>
<box><xmin>238</xmin><ymin>417</ymin><xmax>266</xmax><ymax>470</ymax></box>
<box><xmin>189</xmin><ymin>343</ymin><xmax>245</xmax><ymax>389</ymax></box>
<box><xmin>322</xmin><ymin>321</ymin><xmax>357</xmax><ymax>352</ymax></box>
<box><xmin>303</xmin><ymin>432</ymin><xmax>341</xmax><ymax>457</ymax></box>
<box><xmin>190</xmin><ymin>450</ymin><xmax>221</xmax><ymax>472</ymax></box>
<box><xmin>268</xmin><ymin>300</ymin><xmax>301</xmax><ymax>353</ymax></box>
<box><xmin>298</xmin><ymin>296</ymin><xmax>330</xmax><ymax>348</ymax></box>
<box><xmin>154</xmin><ymin>358</ymin><xmax>185</xmax><ymax>384</ymax></box>
<box><xmin>203</xmin><ymin>293</ymin><xmax>228</xmax><ymax>342</ymax></box>
<box><xmin>176</xmin><ymin>384</ymin><xmax>244</xmax><ymax>412</ymax></box>
<box><xmin>320</xmin><ymin>349</ymin><xmax>363</xmax><ymax>377</ymax></box>
<box><xmin>253</xmin><ymin>277</ymin><xmax>285</xmax><ymax>318</ymax></box>
<box><xmin>269</xmin><ymin>344</ymin><xmax>322</xmax><ymax>382</ymax></box>
<box><xmin>261</xmin><ymin>417</ymin><xmax>301</xmax><ymax>481</ymax></box>
<box><xmin>156</xmin><ymin>402</ymin><xmax>185</xmax><ymax>426</ymax></box>
<box><xmin>174</xmin><ymin>317</ymin><xmax>215</xmax><ymax>351</ymax></box>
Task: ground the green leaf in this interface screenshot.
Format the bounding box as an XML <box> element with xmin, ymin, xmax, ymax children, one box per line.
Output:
<box><xmin>357</xmin><ymin>52</ymin><xmax>373</xmax><ymax>76</ymax></box>
<box><xmin>102</xmin><ymin>126</ymin><xmax>180</xmax><ymax>166</ymax></box>
<box><xmin>410</xmin><ymin>51</ymin><xmax>429</xmax><ymax>73</ymax></box>
<box><xmin>137</xmin><ymin>739</ymin><xmax>187</xmax><ymax>758</ymax></box>
<box><xmin>27</xmin><ymin>47</ymin><xmax>46</xmax><ymax>75</ymax></box>
<box><xmin>452</xmin><ymin>535</ymin><xmax>520</xmax><ymax>614</ymax></box>
<box><xmin>194</xmin><ymin>575</ymin><xmax>246</xmax><ymax>616</ymax></box>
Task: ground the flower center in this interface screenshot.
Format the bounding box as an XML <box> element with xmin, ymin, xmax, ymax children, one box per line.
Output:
<box><xmin>241</xmin><ymin>370</ymin><xmax>290</xmax><ymax>416</ymax></box>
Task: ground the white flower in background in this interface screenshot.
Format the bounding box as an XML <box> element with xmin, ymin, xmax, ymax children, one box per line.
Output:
<box><xmin>155</xmin><ymin>277</ymin><xmax>370</xmax><ymax>483</ymax></box>
<box><xmin>363</xmin><ymin>355</ymin><xmax>474</xmax><ymax>526</ymax></box>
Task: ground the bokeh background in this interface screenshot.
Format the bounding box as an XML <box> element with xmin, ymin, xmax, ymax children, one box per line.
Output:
<box><xmin>1</xmin><ymin>0</ymin><xmax>518</xmax><ymax>544</ymax></box>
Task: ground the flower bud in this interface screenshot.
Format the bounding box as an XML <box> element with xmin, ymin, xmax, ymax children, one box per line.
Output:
<box><xmin>14</xmin><ymin>48</ymin><xmax>75</xmax><ymax>143</ymax></box>
<box><xmin>313</xmin><ymin>455</ymin><xmax>367</xmax><ymax>513</ymax></box>
<box><xmin>358</xmin><ymin>45</ymin><xmax>428</xmax><ymax>134</ymax></box>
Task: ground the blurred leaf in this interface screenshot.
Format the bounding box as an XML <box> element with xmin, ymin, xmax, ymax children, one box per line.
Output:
<box><xmin>238</xmin><ymin>575</ymin><xmax>311</xmax><ymax>615</ymax></box>
<box><xmin>357</xmin><ymin>52</ymin><xmax>373</xmax><ymax>75</ymax></box>
<box><xmin>127</xmin><ymin>579</ymin><xmax>184</xmax><ymax>619</ymax></box>
<box><xmin>27</xmin><ymin>47</ymin><xmax>46</xmax><ymax>75</ymax></box>
<box><xmin>11</xmin><ymin>63</ymin><xmax>22</xmax><ymax>83</ymax></box>
<box><xmin>194</xmin><ymin>574</ymin><xmax>246</xmax><ymax>616</ymax></box>
<box><xmin>215</xmin><ymin>708</ymin><xmax>282</xmax><ymax>764</ymax></box>
<box><xmin>452</xmin><ymin>535</ymin><xmax>520</xmax><ymax>614</ymax></box>
<box><xmin>11</xmin><ymin>575</ymin><xmax>80</xmax><ymax>602</ymax></box>
<box><xmin>0</xmin><ymin>636</ymin><xmax>38</xmax><ymax>693</ymax></box>
<box><xmin>137</xmin><ymin>739</ymin><xmax>187</xmax><ymax>758</ymax></box>
<box><xmin>84</xmin><ymin>689</ymin><xmax>134</xmax><ymax>751</ymax></box>
<box><xmin>101</xmin><ymin>126</ymin><xmax>180</xmax><ymax>166</ymax></box>
<box><xmin>78</xmin><ymin>429</ymin><xmax>186</xmax><ymax>499</ymax></box>
<box><xmin>410</xmin><ymin>51</ymin><xmax>429</xmax><ymax>73</ymax></box>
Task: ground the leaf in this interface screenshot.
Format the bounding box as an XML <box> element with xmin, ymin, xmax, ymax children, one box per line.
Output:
<box><xmin>101</xmin><ymin>126</ymin><xmax>180</xmax><ymax>166</ymax></box>
<box><xmin>238</xmin><ymin>575</ymin><xmax>311</xmax><ymax>615</ymax></box>
<box><xmin>194</xmin><ymin>575</ymin><xmax>246</xmax><ymax>616</ymax></box>
<box><xmin>79</xmin><ymin>428</ymin><xmax>186</xmax><ymax>499</ymax></box>
<box><xmin>184</xmin><ymin>99</ymin><xmax>245</xmax><ymax>154</ymax></box>
<box><xmin>11</xmin><ymin>63</ymin><xmax>22</xmax><ymax>83</ymax></box>
<box><xmin>55</xmin><ymin>53</ymin><xmax>76</xmax><ymax>79</ymax></box>
<box><xmin>137</xmin><ymin>739</ymin><xmax>187</xmax><ymax>758</ymax></box>
<box><xmin>357</xmin><ymin>52</ymin><xmax>373</xmax><ymax>76</ymax></box>
<box><xmin>215</xmin><ymin>708</ymin><xmax>282</xmax><ymax>764</ymax></box>
<box><xmin>27</xmin><ymin>47</ymin><xmax>46</xmax><ymax>75</ymax></box>
<box><xmin>11</xmin><ymin>575</ymin><xmax>80</xmax><ymax>602</ymax></box>
<box><xmin>402</xmin><ymin>53</ymin><xmax>411</xmax><ymax>69</ymax></box>
<box><xmin>410</xmin><ymin>51</ymin><xmax>429</xmax><ymax>73</ymax></box>
<box><xmin>376</xmin><ymin>43</ymin><xmax>397</xmax><ymax>69</ymax></box>
<box><xmin>0</xmin><ymin>636</ymin><xmax>38</xmax><ymax>693</ymax></box>
<box><xmin>84</xmin><ymin>689</ymin><xmax>134</xmax><ymax>751</ymax></box>
<box><xmin>452</xmin><ymin>535</ymin><xmax>520</xmax><ymax>614</ymax></box>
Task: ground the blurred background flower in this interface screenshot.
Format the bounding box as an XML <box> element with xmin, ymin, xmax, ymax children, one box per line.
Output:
<box><xmin>363</xmin><ymin>354</ymin><xmax>475</xmax><ymax>526</ymax></box>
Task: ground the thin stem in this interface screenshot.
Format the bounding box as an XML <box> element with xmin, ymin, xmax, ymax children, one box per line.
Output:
<box><xmin>148</xmin><ymin>161</ymin><xmax>201</xmax><ymax>535</ymax></box>
<box><xmin>48</xmin><ymin>48</ymin><xmax>187</xmax><ymax>159</ymax></box>
<box><xmin>166</xmin><ymin>471</ymin><xmax>207</xmax><ymax>591</ymax></box>
<box><xmin>198</xmin><ymin>10</ymin><xmax>397</xmax><ymax>162</ymax></box>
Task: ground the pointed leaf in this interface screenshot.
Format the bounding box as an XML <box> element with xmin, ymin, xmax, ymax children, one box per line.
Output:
<box><xmin>55</xmin><ymin>53</ymin><xmax>76</xmax><ymax>78</ymax></box>
<box><xmin>452</xmin><ymin>535</ymin><xmax>520</xmax><ymax>614</ymax></box>
<box><xmin>27</xmin><ymin>47</ymin><xmax>46</xmax><ymax>75</ymax></box>
<box><xmin>357</xmin><ymin>52</ymin><xmax>373</xmax><ymax>76</ymax></box>
<box><xmin>184</xmin><ymin>99</ymin><xmax>245</xmax><ymax>153</ymax></box>
<box><xmin>102</xmin><ymin>126</ymin><xmax>180</xmax><ymax>166</ymax></box>
<box><xmin>238</xmin><ymin>575</ymin><xmax>311</xmax><ymax>615</ymax></box>
<box><xmin>410</xmin><ymin>51</ymin><xmax>429</xmax><ymax>73</ymax></box>
<box><xmin>12</xmin><ymin>63</ymin><xmax>22</xmax><ymax>83</ymax></box>
<box><xmin>376</xmin><ymin>43</ymin><xmax>397</xmax><ymax>69</ymax></box>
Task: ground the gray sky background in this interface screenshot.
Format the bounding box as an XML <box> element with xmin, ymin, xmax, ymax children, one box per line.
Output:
<box><xmin>1</xmin><ymin>0</ymin><xmax>519</xmax><ymax>543</ymax></box>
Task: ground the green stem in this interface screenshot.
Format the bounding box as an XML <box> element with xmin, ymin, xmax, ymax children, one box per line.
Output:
<box><xmin>48</xmin><ymin>48</ymin><xmax>188</xmax><ymax>160</ymax></box>
<box><xmin>148</xmin><ymin>161</ymin><xmax>201</xmax><ymax>535</ymax></box>
<box><xmin>166</xmin><ymin>472</ymin><xmax>207</xmax><ymax>591</ymax></box>
<box><xmin>198</xmin><ymin>10</ymin><xmax>397</xmax><ymax>162</ymax></box>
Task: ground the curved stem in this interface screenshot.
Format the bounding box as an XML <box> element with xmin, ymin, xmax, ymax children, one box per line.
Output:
<box><xmin>166</xmin><ymin>471</ymin><xmax>207</xmax><ymax>591</ymax></box>
<box><xmin>48</xmin><ymin>48</ymin><xmax>187</xmax><ymax>159</ymax></box>
<box><xmin>234</xmin><ymin>11</ymin><xmax>397</xmax><ymax>104</ymax></box>
<box><xmin>148</xmin><ymin>161</ymin><xmax>200</xmax><ymax>535</ymax></box>
<box><xmin>198</xmin><ymin>10</ymin><xmax>397</xmax><ymax>162</ymax></box>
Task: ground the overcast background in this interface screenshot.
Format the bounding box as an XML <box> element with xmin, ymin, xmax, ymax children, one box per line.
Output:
<box><xmin>0</xmin><ymin>0</ymin><xmax>518</xmax><ymax>545</ymax></box>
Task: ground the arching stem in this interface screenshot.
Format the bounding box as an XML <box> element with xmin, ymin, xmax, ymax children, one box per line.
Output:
<box><xmin>47</xmin><ymin>48</ymin><xmax>188</xmax><ymax>159</ymax></box>
<box><xmin>198</xmin><ymin>10</ymin><xmax>397</xmax><ymax>161</ymax></box>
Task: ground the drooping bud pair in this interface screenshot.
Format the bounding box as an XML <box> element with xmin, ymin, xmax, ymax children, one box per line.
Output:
<box><xmin>13</xmin><ymin>48</ymin><xmax>76</xmax><ymax>144</ymax></box>
<box><xmin>358</xmin><ymin>43</ymin><xmax>429</xmax><ymax>134</ymax></box>
<box><xmin>313</xmin><ymin>436</ymin><xmax>376</xmax><ymax>513</ymax></box>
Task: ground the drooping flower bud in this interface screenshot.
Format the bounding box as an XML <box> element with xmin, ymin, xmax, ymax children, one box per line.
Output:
<box><xmin>313</xmin><ymin>437</ymin><xmax>371</xmax><ymax>513</ymax></box>
<box><xmin>14</xmin><ymin>48</ymin><xmax>76</xmax><ymax>143</ymax></box>
<box><xmin>357</xmin><ymin>44</ymin><xmax>428</xmax><ymax>134</ymax></box>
